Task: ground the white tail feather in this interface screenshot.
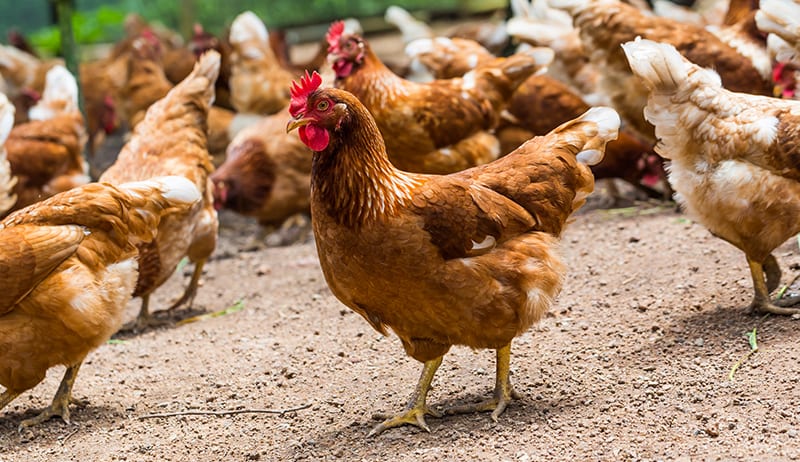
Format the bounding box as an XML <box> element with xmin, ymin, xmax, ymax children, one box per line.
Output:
<box><xmin>28</xmin><ymin>65</ymin><xmax>79</xmax><ymax>121</ymax></box>
<box><xmin>0</xmin><ymin>93</ymin><xmax>13</xmax><ymax>144</ymax></box>
<box><xmin>230</xmin><ymin>11</ymin><xmax>268</xmax><ymax>46</ymax></box>
<box><xmin>548</xmin><ymin>0</ymin><xmax>593</xmax><ymax>14</ymax></box>
<box><xmin>555</xmin><ymin>106</ymin><xmax>620</xmax><ymax>166</ymax></box>
<box><xmin>384</xmin><ymin>5</ymin><xmax>434</xmax><ymax>44</ymax></box>
<box><xmin>756</xmin><ymin>0</ymin><xmax>800</xmax><ymax>44</ymax></box>
<box><xmin>622</xmin><ymin>38</ymin><xmax>700</xmax><ymax>92</ymax></box>
<box><xmin>342</xmin><ymin>18</ymin><xmax>364</xmax><ymax>36</ymax></box>
<box><xmin>767</xmin><ymin>34</ymin><xmax>798</xmax><ymax>62</ymax></box>
<box><xmin>0</xmin><ymin>93</ymin><xmax>17</xmax><ymax>215</ymax></box>
<box><xmin>579</xmin><ymin>107</ymin><xmax>621</xmax><ymax>142</ymax></box>
<box><xmin>510</xmin><ymin>0</ymin><xmax>532</xmax><ymax>18</ymax></box>
<box><xmin>119</xmin><ymin>176</ymin><xmax>201</xmax><ymax>206</ymax></box>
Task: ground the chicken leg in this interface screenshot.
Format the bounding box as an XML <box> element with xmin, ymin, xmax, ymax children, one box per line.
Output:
<box><xmin>0</xmin><ymin>389</ymin><xmax>21</xmax><ymax>412</ymax></box>
<box><xmin>368</xmin><ymin>356</ymin><xmax>443</xmax><ymax>437</ymax></box>
<box><xmin>20</xmin><ymin>363</ymin><xmax>82</xmax><ymax>428</ymax></box>
<box><xmin>747</xmin><ymin>257</ymin><xmax>800</xmax><ymax>315</ymax></box>
<box><xmin>167</xmin><ymin>259</ymin><xmax>205</xmax><ymax>310</ymax></box>
<box><xmin>445</xmin><ymin>344</ymin><xmax>519</xmax><ymax>421</ymax></box>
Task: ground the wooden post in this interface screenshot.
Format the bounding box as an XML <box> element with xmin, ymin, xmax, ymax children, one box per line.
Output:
<box><xmin>53</xmin><ymin>0</ymin><xmax>83</xmax><ymax>112</ymax></box>
<box><xmin>179</xmin><ymin>0</ymin><xmax>197</xmax><ymax>41</ymax></box>
<box><xmin>52</xmin><ymin>0</ymin><xmax>87</xmax><ymax>157</ymax></box>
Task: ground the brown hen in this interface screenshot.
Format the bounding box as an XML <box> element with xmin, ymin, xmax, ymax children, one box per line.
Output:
<box><xmin>211</xmin><ymin>107</ymin><xmax>312</xmax><ymax>245</ymax></box>
<box><xmin>287</xmin><ymin>71</ymin><xmax>619</xmax><ymax>435</ymax></box>
<box><xmin>624</xmin><ymin>38</ymin><xmax>800</xmax><ymax>315</ymax></box>
<box><xmin>406</xmin><ymin>37</ymin><xmax>666</xmax><ymax>198</ymax></box>
<box><xmin>553</xmin><ymin>0</ymin><xmax>773</xmax><ymax>142</ymax></box>
<box><xmin>0</xmin><ymin>176</ymin><xmax>200</xmax><ymax>427</ymax></box>
<box><xmin>100</xmin><ymin>51</ymin><xmax>220</xmax><ymax>330</ymax></box>
<box><xmin>327</xmin><ymin>22</ymin><xmax>548</xmax><ymax>174</ymax></box>
<box><xmin>228</xmin><ymin>11</ymin><xmax>295</xmax><ymax>115</ymax></box>
<box><xmin>5</xmin><ymin>66</ymin><xmax>89</xmax><ymax>214</ymax></box>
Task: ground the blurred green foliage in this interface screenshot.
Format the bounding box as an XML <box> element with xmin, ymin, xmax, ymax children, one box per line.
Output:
<box><xmin>2</xmin><ymin>0</ymin><xmax>501</xmax><ymax>56</ymax></box>
<box><xmin>30</xmin><ymin>6</ymin><xmax>126</xmax><ymax>55</ymax></box>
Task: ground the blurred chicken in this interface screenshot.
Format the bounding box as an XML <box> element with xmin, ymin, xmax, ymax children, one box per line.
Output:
<box><xmin>79</xmin><ymin>58</ymin><xmax>124</xmax><ymax>164</ymax></box>
<box><xmin>5</xmin><ymin>66</ymin><xmax>88</xmax><ymax>213</ymax></box>
<box><xmin>115</xmin><ymin>35</ymin><xmax>251</xmax><ymax>164</ymax></box>
<box><xmin>228</xmin><ymin>11</ymin><xmax>295</xmax><ymax>115</ymax></box>
<box><xmin>268</xmin><ymin>29</ymin><xmax>331</xmax><ymax>76</ymax></box>
<box><xmin>723</xmin><ymin>0</ymin><xmax>761</xmax><ymax>26</ymax></box>
<box><xmin>385</xmin><ymin>6</ymin><xmax>435</xmax><ymax>44</ymax></box>
<box><xmin>7</xmin><ymin>29</ymin><xmax>38</xmax><ymax>57</ymax></box>
<box><xmin>385</xmin><ymin>5</ymin><xmax>509</xmax><ymax>55</ymax></box>
<box><xmin>287</xmin><ymin>70</ymin><xmax>619</xmax><ymax>435</ymax></box>
<box><xmin>757</xmin><ymin>0</ymin><xmax>800</xmax><ymax>98</ymax></box>
<box><xmin>405</xmin><ymin>36</ymin><xmax>666</xmax><ymax>198</ymax></box>
<box><xmin>0</xmin><ymin>176</ymin><xmax>200</xmax><ymax>427</ymax></box>
<box><xmin>0</xmin><ymin>44</ymin><xmax>61</xmax><ymax>124</ymax></box>
<box><xmin>623</xmin><ymin>38</ymin><xmax>800</xmax><ymax>315</ymax></box>
<box><xmin>710</xmin><ymin>11</ymin><xmax>772</xmax><ymax>83</ymax></box>
<box><xmin>211</xmin><ymin>107</ymin><xmax>312</xmax><ymax>246</ymax></box>
<box><xmin>190</xmin><ymin>23</ymin><xmax>234</xmax><ymax>110</ymax></box>
<box><xmin>757</xmin><ymin>0</ymin><xmax>800</xmax><ymax>53</ymax></box>
<box><xmin>404</xmin><ymin>36</ymin><xmax>505</xmax><ymax>81</ymax></box>
<box><xmin>99</xmin><ymin>51</ymin><xmax>220</xmax><ymax>330</ymax></box>
<box><xmin>0</xmin><ymin>94</ymin><xmax>16</xmax><ymax>215</ymax></box>
<box><xmin>326</xmin><ymin>22</ymin><xmax>548</xmax><ymax>174</ymax></box>
<box><xmin>551</xmin><ymin>0</ymin><xmax>773</xmax><ymax>143</ymax></box>
<box><xmin>506</xmin><ymin>0</ymin><xmax>603</xmax><ymax>103</ymax></box>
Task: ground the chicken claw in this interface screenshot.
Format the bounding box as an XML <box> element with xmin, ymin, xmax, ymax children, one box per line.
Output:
<box><xmin>368</xmin><ymin>357</ymin><xmax>442</xmax><ymax>437</ymax></box>
<box><xmin>19</xmin><ymin>363</ymin><xmax>82</xmax><ymax>428</ymax></box>
<box><xmin>747</xmin><ymin>257</ymin><xmax>800</xmax><ymax>315</ymax></box>
<box><xmin>445</xmin><ymin>344</ymin><xmax>519</xmax><ymax>422</ymax></box>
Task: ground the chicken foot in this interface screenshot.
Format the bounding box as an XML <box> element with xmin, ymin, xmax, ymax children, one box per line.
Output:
<box><xmin>20</xmin><ymin>363</ymin><xmax>83</xmax><ymax>428</ymax></box>
<box><xmin>747</xmin><ymin>257</ymin><xmax>800</xmax><ymax>315</ymax></box>
<box><xmin>368</xmin><ymin>356</ymin><xmax>443</xmax><ymax>437</ymax></box>
<box><xmin>167</xmin><ymin>259</ymin><xmax>205</xmax><ymax>310</ymax></box>
<box><xmin>445</xmin><ymin>344</ymin><xmax>520</xmax><ymax>421</ymax></box>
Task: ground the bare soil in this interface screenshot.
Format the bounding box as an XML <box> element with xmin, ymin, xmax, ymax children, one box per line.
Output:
<box><xmin>2</xmin><ymin>192</ymin><xmax>800</xmax><ymax>461</ymax></box>
<box><xmin>2</xmin><ymin>22</ymin><xmax>800</xmax><ymax>462</ymax></box>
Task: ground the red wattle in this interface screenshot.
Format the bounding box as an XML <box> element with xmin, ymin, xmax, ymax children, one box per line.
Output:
<box><xmin>299</xmin><ymin>124</ymin><xmax>330</xmax><ymax>151</ymax></box>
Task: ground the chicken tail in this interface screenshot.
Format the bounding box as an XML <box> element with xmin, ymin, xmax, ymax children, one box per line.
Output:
<box><xmin>149</xmin><ymin>49</ymin><xmax>220</xmax><ymax>117</ymax></box>
<box><xmin>470</xmin><ymin>52</ymin><xmax>549</xmax><ymax>108</ymax></box>
<box><xmin>230</xmin><ymin>11</ymin><xmax>269</xmax><ymax>50</ymax></box>
<box><xmin>551</xmin><ymin>106</ymin><xmax>620</xmax><ymax>166</ymax></box>
<box><xmin>116</xmin><ymin>176</ymin><xmax>202</xmax><ymax>243</ymax></box>
<box><xmin>0</xmin><ymin>93</ymin><xmax>17</xmax><ymax>215</ymax></box>
<box><xmin>509</xmin><ymin>0</ymin><xmax>532</xmax><ymax>18</ymax></box>
<box><xmin>622</xmin><ymin>37</ymin><xmax>722</xmax><ymax>94</ymax></box>
<box><xmin>0</xmin><ymin>44</ymin><xmax>43</xmax><ymax>88</ymax></box>
<box><xmin>756</xmin><ymin>0</ymin><xmax>800</xmax><ymax>45</ymax></box>
<box><xmin>28</xmin><ymin>65</ymin><xmax>79</xmax><ymax>121</ymax></box>
<box><xmin>384</xmin><ymin>5</ymin><xmax>434</xmax><ymax>44</ymax></box>
<box><xmin>547</xmin><ymin>0</ymin><xmax>594</xmax><ymax>14</ymax></box>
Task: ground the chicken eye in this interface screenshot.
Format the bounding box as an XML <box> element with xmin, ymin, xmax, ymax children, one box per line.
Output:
<box><xmin>317</xmin><ymin>100</ymin><xmax>330</xmax><ymax>111</ymax></box>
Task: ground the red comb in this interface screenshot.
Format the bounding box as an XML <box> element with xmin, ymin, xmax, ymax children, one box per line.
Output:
<box><xmin>289</xmin><ymin>70</ymin><xmax>323</xmax><ymax>118</ymax></box>
<box><xmin>326</xmin><ymin>20</ymin><xmax>345</xmax><ymax>51</ymax></box>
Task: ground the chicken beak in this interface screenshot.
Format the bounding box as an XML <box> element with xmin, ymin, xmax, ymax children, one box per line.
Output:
<box><xmin>287</xmin><ymin>117</ymin><xmax>312</xmax><ymax>133</ymax></box>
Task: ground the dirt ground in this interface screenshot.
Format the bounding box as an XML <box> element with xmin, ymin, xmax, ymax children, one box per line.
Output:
<box><xmin>2</xmin><ymin>190</ymin><xmax>800</xmax><ymax>461</ymax></box>
<box><xmin>2</xmin><ymin>19</ymin><xmax>800</xmax><ymax>462</ymax></box>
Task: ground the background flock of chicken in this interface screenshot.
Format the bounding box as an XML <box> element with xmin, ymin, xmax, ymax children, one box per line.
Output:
<box><xmin>0</xmin><ymin>0</ymin><xmax>799</xmax><ymax>437</ymax></box>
